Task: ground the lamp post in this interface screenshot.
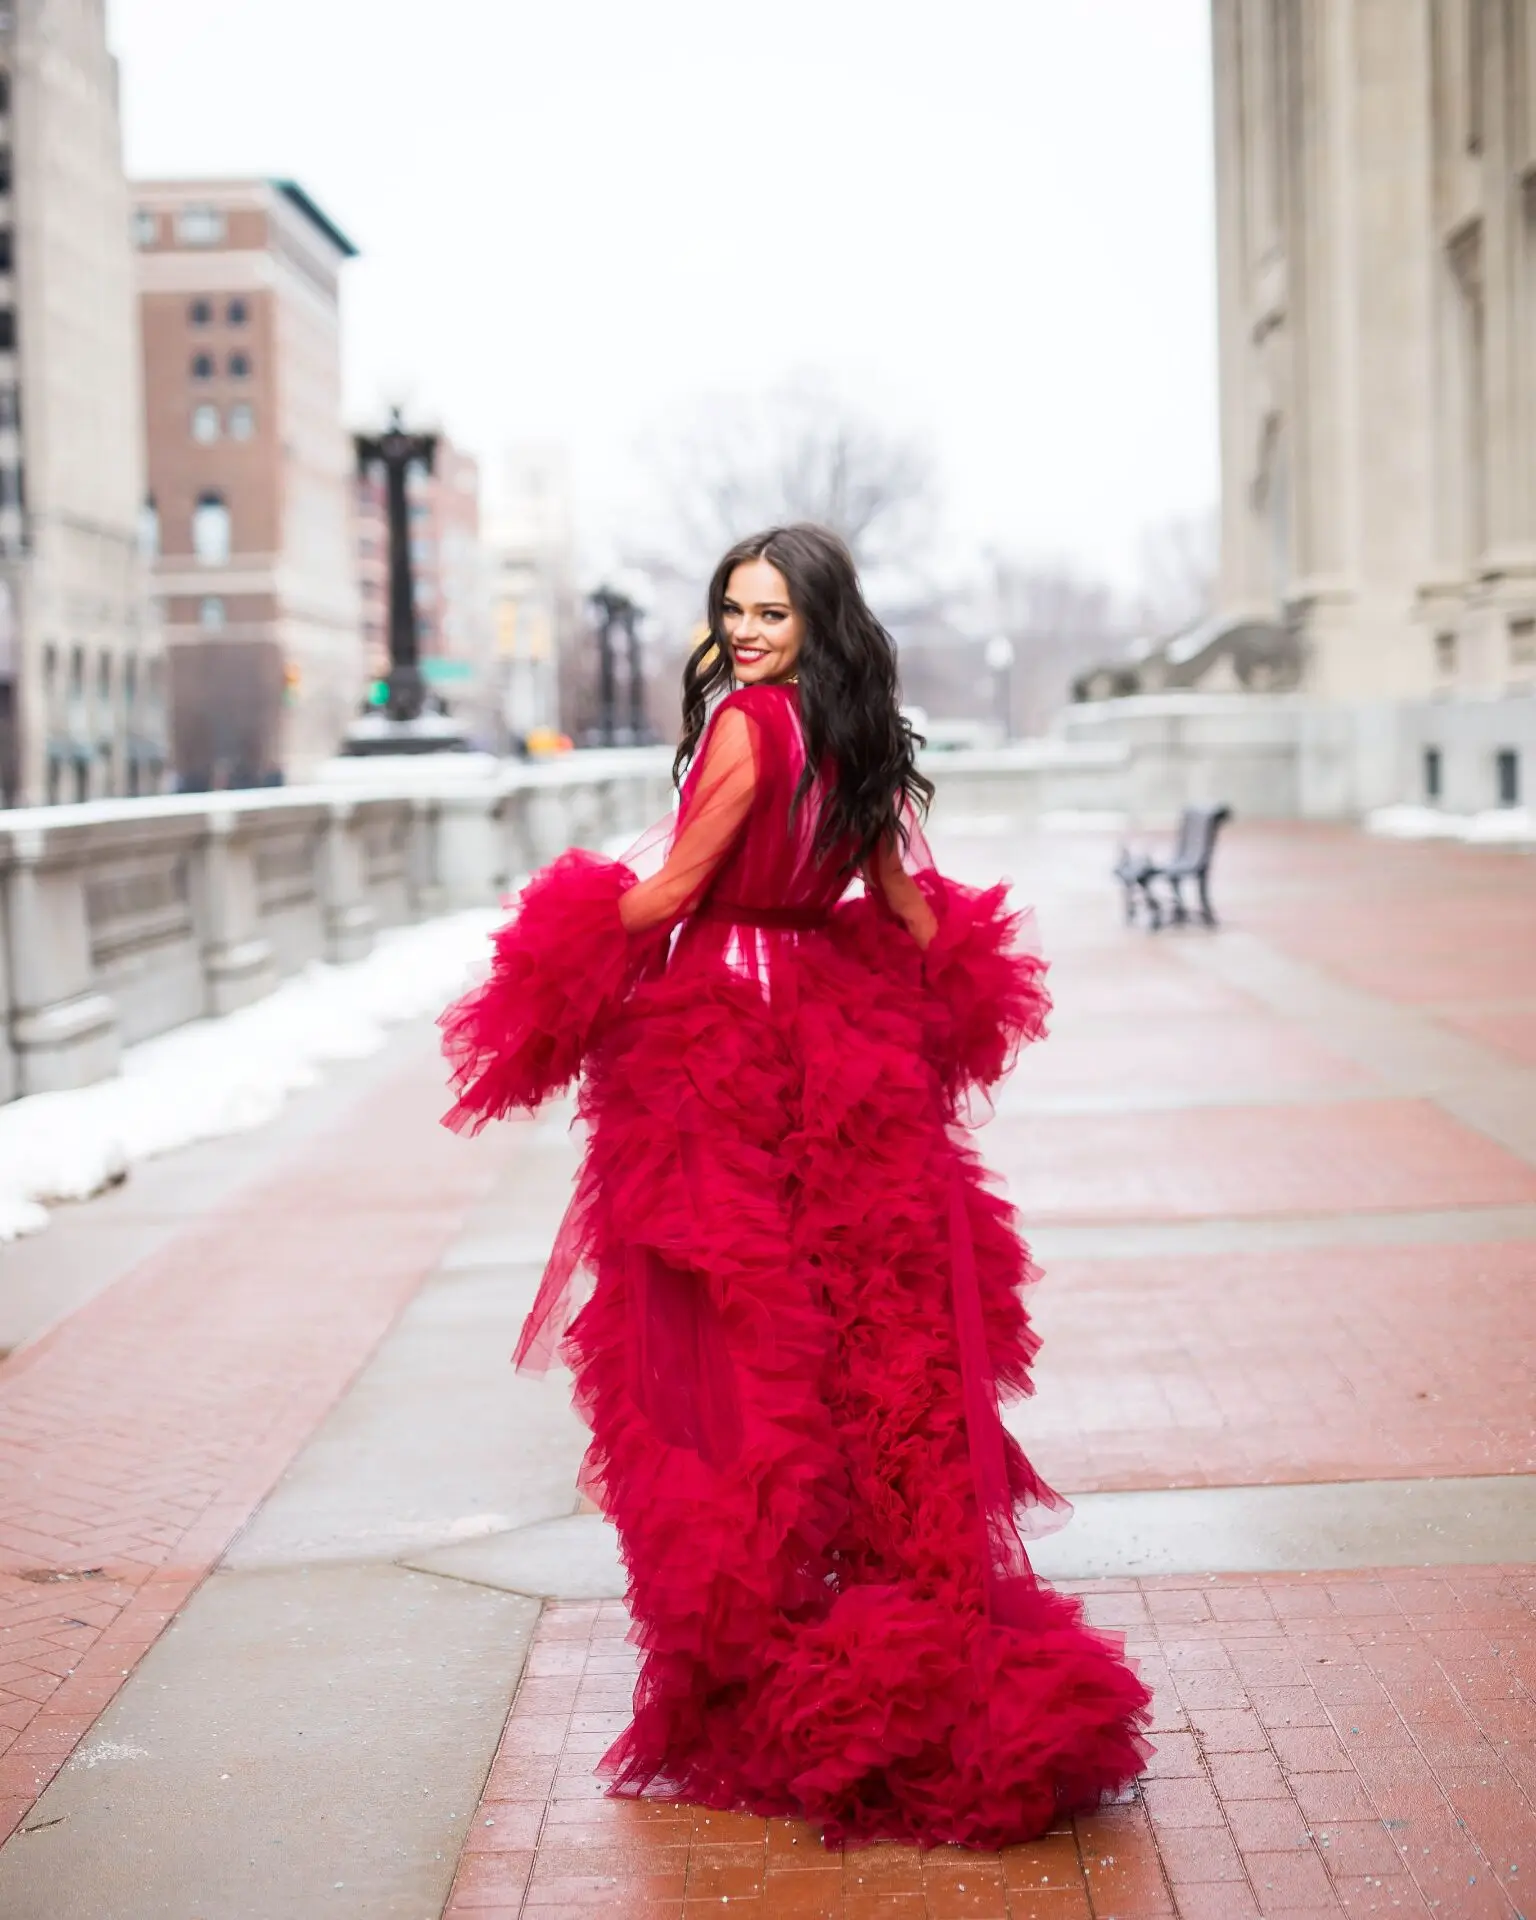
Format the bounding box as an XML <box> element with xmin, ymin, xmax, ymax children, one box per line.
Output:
<box><xmin>588</xmin><ymin>587</ymin><xmax>627</xmax><ymax>746</ymax></box>
<box><xmin>984</xmin><ymin>633</ymin><xmax>1016</xmax><ymax>742</ymax></box>
<box><xmin>589</xmin><ymin>584</ymin><xmax>652</xmax><ymax>746</ymax></box>
<box><xmin>623</xmin><ymin>602</ymin><xmax>647</xmax><ymax>743</ymax></box>
<box><xmin>353</xmin><ymin>408</ymin><xmax>437</xmax><ymax>725</ymax></box>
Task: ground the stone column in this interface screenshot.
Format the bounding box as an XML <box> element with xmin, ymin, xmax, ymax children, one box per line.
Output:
<box><xmin>1214</xmin><ymin>0</ymin><xmax>1273</xmax><ymax>616</ymax></box>
<box><xmin>1474</xmin><ymin>0</ymin><xmax>1536</xmax><ymax>584</ymax></box>
<box><xmin>1281</xmin><ymin>0</ymin><xmax>1358</xmax><ymax>689</ymax></box>
<box><xmin>1348</xmin><ymin>0</ymin><xmax>1438</xmax><ymax>696</ymax></box>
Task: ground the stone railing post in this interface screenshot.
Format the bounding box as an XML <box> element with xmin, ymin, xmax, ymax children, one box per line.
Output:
<box><xmin>319</xmin><ymin>800</ymin><xmax>377</xmax><ymax>964</ymax></box>
<box><xmin>0</xmin><ymin>824</ymin><xmax>120</xmax><ymax>1095</ymax></box>
<box><xmin>198</xmin><ymin>808</ymin><xmax>278</xmax><ymax>1016</ymax></box>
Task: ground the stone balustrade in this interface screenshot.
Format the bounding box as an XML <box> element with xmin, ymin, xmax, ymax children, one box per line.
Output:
<box><xmin>11</xmin><ymin>699</ymin><xmax>1521</xmax><ymax>1107</ymax></box>
<box><xmin>0</xmin><ymin>751</ymin><xmax>677</xmax><ymax>1104</ymax></box>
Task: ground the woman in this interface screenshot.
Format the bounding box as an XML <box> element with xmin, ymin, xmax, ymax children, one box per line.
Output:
<box><xmin>440</xmin><ymin>524</ymin><xmax>1149</xmax><ymax>1849</ymax></box>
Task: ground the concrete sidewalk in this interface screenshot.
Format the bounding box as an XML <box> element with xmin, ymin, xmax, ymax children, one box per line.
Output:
<box><xmin>0</xmin><ymin>820</ymin><xmax>1532</xmax><ymax>1918</ymax></box>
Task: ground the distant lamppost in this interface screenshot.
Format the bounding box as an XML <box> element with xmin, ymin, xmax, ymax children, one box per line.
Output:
<box><xmin>985</xmin><ymin>634</ymin><xmax>1016</xmax><ymax>742</ymax></box>
<box><xmin>589</xmin><ymin>585</ymin><xmax>651</xmax><ymax>746</ymax></box>
<box><xmin>623</xmin><ymin>602</ymin><xmax>648</xmax><ymax>743</ymax></box>
<box><xmin>588</xmin><ymin>588</ymin><xmax>624</xmax><ymax>746</ymax></box>
<box><xmin>354</xmin><ymin>408</ymin><xmax>438</xmax><ymax>724</ymax></box>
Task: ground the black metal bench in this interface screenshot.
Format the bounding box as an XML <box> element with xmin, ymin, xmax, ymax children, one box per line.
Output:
<box><xmin>1115</xmin><ymin>805</ymin><xmax>1232</xmax><ymax>930</ymax></box>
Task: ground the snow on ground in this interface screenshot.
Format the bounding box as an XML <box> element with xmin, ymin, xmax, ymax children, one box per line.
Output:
<box><xmin>0</xmin><ymin>908</ymin><xmax>503</xmax><ymax>1245</ymax></box>
<box><xmin>1367</xmin><ymin>804</ymin><xmax>1536</xmax><ymax>845</ymax></box>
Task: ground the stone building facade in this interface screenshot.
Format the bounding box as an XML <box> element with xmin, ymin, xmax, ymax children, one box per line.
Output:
<box><xmin>134</xmin><ymin>178</ymin><xmax>360</xmax><ymax>789</ymax></box>
<box><xmin>0</xmin><ymin>0</ymin><xmax>160</xmax><ymax>808</ymax></box>
<box><xmin>1214</xmin><ymin>0</ymin><xmax>1536</xmax><ymax>707</ymax></box>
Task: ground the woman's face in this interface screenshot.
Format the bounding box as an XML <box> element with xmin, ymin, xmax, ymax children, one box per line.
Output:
<box><xmin>722</xmin><ymin>558</ymin><xmax>805</xmax><ymax>684</ymax></box>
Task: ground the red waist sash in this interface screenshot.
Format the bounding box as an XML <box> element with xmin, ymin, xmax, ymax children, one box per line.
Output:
<box><xmin>693</xmin><ymin>899</ymin><xmax>830</xmax><ymax>931</ymax></box>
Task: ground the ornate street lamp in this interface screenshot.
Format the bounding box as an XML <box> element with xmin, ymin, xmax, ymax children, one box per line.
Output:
<box><xmin>354</xmin><ymin>408</ymin><xmax>438</xmax><ymax>725</ymax></box>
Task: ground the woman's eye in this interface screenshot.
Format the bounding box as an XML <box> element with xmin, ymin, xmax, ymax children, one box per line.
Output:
<box><xmin>764</xmin><ymin>610</ymin><xmax>784</xmax><ymax>624</ymax></box>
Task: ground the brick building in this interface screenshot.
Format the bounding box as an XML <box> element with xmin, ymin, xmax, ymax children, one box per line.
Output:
<box><xmin>133</xmin><ymin>178</ymin><xmax>361</xmax><ymax>788</ymax></box>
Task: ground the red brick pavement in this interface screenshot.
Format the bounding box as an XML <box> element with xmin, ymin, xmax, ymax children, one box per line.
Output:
<box><xmin>1215</xmin><ymin>827</ymin><xmax>1536</xmax><ymax>1015</ymax></box>
<box><xmin>1021</xmin><ymin>1240</ymin><xmax>1536</xmax><ymax>1493</ymax></box>
<box><xmin>1432</xmin><ymin>1009</ymin><xmax>1536</xmax><ymax>1072</ymax></box>
<box><xmin>1007</xmin><ymin>1012</ymin><xmax>1377</xmax><ymax>1105</ymax></box>
<box><xmin>444</xmin><ymin>1575</ymin><xmax>1535</xmax><ymax>1919</ymax></box>
<box><xmin>0</xmin><ymin>1051</ymin><xmax>504</xmax><ymax>1845</ymax></box>
<box><xmin>999</xmin><ymin>1099</ymin><xmax>1536</xmax><ymax>1224</ymax></box>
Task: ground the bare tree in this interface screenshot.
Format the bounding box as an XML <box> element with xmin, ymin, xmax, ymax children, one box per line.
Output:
<box><xmin>1128</xmin><ymin>509</ymin><xmax>1219</xmax><ymax>637</ymax></box>
<box><xmin>989</xmin><ymin>555</ymin><xmax>1132</xmax><ymax>736</ymax></box>
<box><xmin>640</xmin><ymin>375</ymin><xmax>939</xmax><ymax>583</ymax></box>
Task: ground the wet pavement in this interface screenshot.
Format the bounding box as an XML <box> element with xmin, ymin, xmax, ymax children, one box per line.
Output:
<box><xmin>0</xmin><ymin>819</ymin><xmax>1531</xmax><ymax>1917</ymax></box>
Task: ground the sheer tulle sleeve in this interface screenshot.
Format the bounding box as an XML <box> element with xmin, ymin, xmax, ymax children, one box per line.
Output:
<box><xmin>439</xmin><ymin>850</ymin><xmax>646</xmax><ymax>1131</ymax></box>
<box><xmin>618</xmin><ymin>702</ymin><xmax>759</xmax><ymax>934</ymax></box>
<box><xmin>438</xmin><ymin>700</ymin><xmax>761</xmax><ymax>1131</ymax></box>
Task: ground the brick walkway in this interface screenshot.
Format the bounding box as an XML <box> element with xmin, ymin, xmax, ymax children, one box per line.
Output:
<box><xmin>438</xmin><ymin>825</ymin><xmax>1536</xmax><ymax>1919</ymax></box>
<box><xmin>0</xmin><ymin>823</ymin><xmax>1532</xmax><ymax>1916</ymax></box>
<box><xmin>0</xmin><ymin>1051</ymin><xmax>503</xmax><ymax>1845</ymax></box>
<box><xmin>444</xmin><ymin>1568</ymin><xmax>1534</xmax><ymax>1918</ymax></box>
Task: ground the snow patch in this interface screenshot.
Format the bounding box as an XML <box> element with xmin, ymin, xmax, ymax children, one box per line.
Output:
<box><xmin>1367</xmin><ymin>804</ymin><xmax>1535</xmax><ymax>845</ymax></box>
<box><xmin>0</xmin><ymin>908</ymin><xmax>503</xmax><ymax>1244</ymax></box>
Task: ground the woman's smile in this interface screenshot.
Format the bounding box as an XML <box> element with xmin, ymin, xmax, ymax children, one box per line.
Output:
<box><xmin>721</xmin><ymin>557</ymin><xmax>805</xmax><ymax>684</ymax></box>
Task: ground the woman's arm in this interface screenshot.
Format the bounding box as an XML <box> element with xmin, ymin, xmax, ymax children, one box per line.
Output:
<box><xmin>618</xmin><ymin>704</ymin><xmax>759</xmax><ymax>934</ymax></box>
<box><xmin>868</xmin><ymin>832</ymin><xmax>939</xmax><ymax>950</ymax></box>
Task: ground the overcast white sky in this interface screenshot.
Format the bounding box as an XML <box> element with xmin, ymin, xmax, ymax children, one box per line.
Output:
<box><xmin>107</xmin><ymin>0</ymin><xmax>1218</xmax><ymax>589</ymax></box>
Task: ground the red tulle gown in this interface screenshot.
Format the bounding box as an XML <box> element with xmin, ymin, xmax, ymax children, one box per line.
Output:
<box><xmin>440</xmin><ymin>682</ymin><xmax>1149</xmax><ymax>1849</ymax></box>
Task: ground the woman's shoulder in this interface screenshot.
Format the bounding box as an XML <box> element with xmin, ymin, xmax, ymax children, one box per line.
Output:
<box><xmin>715</xmin><ymin>681</ymin><xmax>796</xmax><ymax>716</ymax></box>
<box><xmin>711</xmin><ymin>683</ymin><xmax>800</xmax><ymax>760</ymax></box>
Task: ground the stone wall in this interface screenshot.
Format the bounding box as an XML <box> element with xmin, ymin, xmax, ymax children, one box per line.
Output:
<box><xmin>0</xmin><ymin>751</ymin><xmax>676</xmax><ymax>1104</ymax></box>
<box><xmin>10</xmin><ymin>710</ymin><xmax>1525</xmax><ymax>1106</ymax></box>
<box><xmin>1058</xmin><ymin>692</ymin><xmax>1536</xmax><ymax>823</ymax></box>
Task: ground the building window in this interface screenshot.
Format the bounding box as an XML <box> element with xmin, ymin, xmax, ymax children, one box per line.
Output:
<box><xmin>228</xmin><ymin>351</ymin><xmax>251</xmax><ymax>379</ymax></box>
<box><xmin>133</xmin><ymin>208</ymin><xmax>158</xmax><ymax>248</ymax></box>
<box><xmin>228</xmin><ymin>401</ymin><xmax>255</xmax><ymax>440</ymax></box>
<box><xmin>1434</xmin><ymin>629</ymin><xmax>1458</xmax><ymax>676</ymax></box>
<box><xmin>0</xmin><ymin>230</ymin><xmax>11</xmax><ymax>274</ymax></box>
<box><xmin>1495</xmin><ymin>749</ymin><xmax>1520</xmax><ymax>808</ymax></box>
<box><xmin>0</xmin><ymin>309</ymin><xmax>15</xmax><ymax>352</ymax></box>
<box><xmin>1510</xmin><ymin>617</ymin><xmax>1536</xmax><ymax>667</ymax></box>
<box><xmin>0</xmin><ymin>74</ymin><xmax>10</xmax><ymax>116</ymax></box>
<box><xmin>191</xmin><ymin>402</ymin><xmax>220</xmax><ymax>444</ymax></box>
<box><xmin>199</xmin><ymin>596</ymin><xmax>226</xmax><ymax>630</ymax></box>
<box><xmin>138</xmin><ymin>495</ymin><xmax>160</xmax><ymax>558</ymax></box>
<box><xmin>189</xmin><ymin>297</ymin><xmax>213</xmax><ymax>326</ymax></box>
<box><xmin>1423</xmin><ymin>747</ymin><xmax>1442</xmax><ymax>802</ymax></box>
<box><xmin>0</xmin><ymin>150</ymin><xmax>11</xmax><ymax>196</ymax></box>
<box><xmin>191</xmin><ymin>352</ymin><xmax>215</xmax><ymax>380</ymax></box>
<box><xmin>227</xmin><ymin>297</ymin><xmax>248</xmax><ymax>325</ymax></box>
<box><xmin>0</xmin><ymin>384</ymin><xmax>16</xmax><ymax>429</ymax></box>
<box><xmin>192</xmin><ymin>492</ymin><xmax>231</xmax><ymax>565</ymax></box>
<box><xmin>176</xmin><ymin>205</ymin><xmax>225</xmax><ymax>246</ymax></box>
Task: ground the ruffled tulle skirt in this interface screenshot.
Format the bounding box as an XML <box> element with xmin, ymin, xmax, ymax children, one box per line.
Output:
<box><xmin>552</xmin><ymin>940</ymin><xmax>1145</xmax><ymax>1844</ymax></box>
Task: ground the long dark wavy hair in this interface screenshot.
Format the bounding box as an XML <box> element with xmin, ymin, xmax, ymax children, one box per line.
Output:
<box><xmin>673</xmin><ymin>524</ymin><xmax>933</xmax><ymax>869</ymax></box>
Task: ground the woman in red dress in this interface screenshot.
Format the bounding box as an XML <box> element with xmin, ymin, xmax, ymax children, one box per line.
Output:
<box><xmin>440</xmin><ymin>524</ymin><xmax>1149</xmax><ymax>1849</ymax></box>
